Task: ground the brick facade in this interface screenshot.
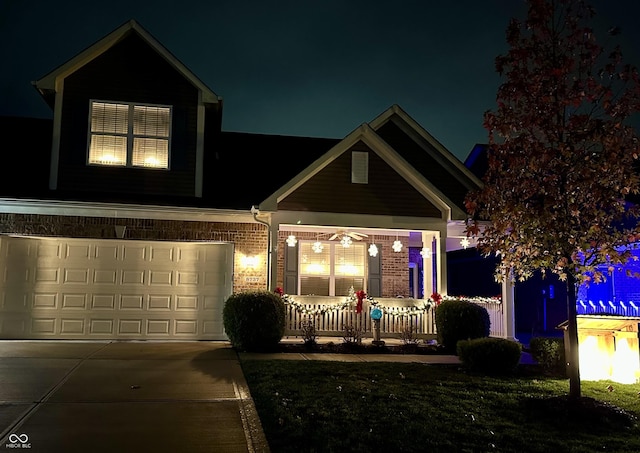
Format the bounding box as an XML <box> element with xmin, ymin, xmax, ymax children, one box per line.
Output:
<box><xmin>0</xmin><ymin>213</ymin><xmax>268</xmax><ymax>293</ymax></box>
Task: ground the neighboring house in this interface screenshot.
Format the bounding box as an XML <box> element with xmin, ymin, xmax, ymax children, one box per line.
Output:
<box><xmin>0</xmin><ymin>19</ymin><xmax>509</xmax><ymax>342</ymax></box>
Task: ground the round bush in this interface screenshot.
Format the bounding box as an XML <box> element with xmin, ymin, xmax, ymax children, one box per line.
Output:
<box><xmin>457</xmin><ymin>337</ymin><xmax>522</xmax><ymax>375</ymax></box>
<box><xmin>529</xmin><ymin>336</ymin><xmax>566</xmax><ymax>375</ymax></box>
<box><xmin>222</xmin><ymin>290</ymin><xmax>285</xmax><ymax>352</ymax></box>
<box><xmin>435</xmin><ymin>300</ymin><xmax>491</xmax><ymax>353</ymax></box>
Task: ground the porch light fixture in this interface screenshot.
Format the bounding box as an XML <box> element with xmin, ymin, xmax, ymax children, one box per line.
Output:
<box><xmin>420</xmin><ymin>247</ymin><xmax>432</xmax><ymax>259</ymax></box>
<box><xmin>460</xmin><ymin>237</ymin><xmax>470</xmax><ymax>249</ymax></box>
<box><xmin>392</xmin><ymin>240</ymin><xmax>403</xmax><ymax>252</ymax></box>
<box><xmin>312</xmin><ymin>241</ymin><xmax>324</xmax><ymax>253</ymax></box>
<box><xmin>286</xmin><ymin>235</ymin><xmax>297</xmax><ymax>247</ymax></box>
<box><xmin>368</xmin><ymin>244</ymin><xmax>378</xmax><ymax>257</ymax></box>
<box><xmin>340</xmin><ymin>235</ymin><xmax>352</xmax><ymax>248</ymax></box>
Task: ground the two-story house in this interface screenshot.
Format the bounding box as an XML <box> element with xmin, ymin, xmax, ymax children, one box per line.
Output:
<box><xmin>0</xmin><ymin>19</ymin><xmax>514</xmax><ymax>341</ymax></box>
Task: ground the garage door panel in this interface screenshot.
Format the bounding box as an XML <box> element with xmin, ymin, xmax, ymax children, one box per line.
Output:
<box><xmin>149</xmin><ymin>270</ymin><xmax>173</xmax><ymax>286</ymax></box>
<box><xmin>64</xmin><ymin>269</ymin><xmax>90</xmax><ymax>284</ymax></box>
<box><xmin>94</xmin><ymin>243</ymin><xmax>120</xmax><ymax>260</ymax></box>
<box><xmin>62</xmin><ymin>294</ymin><xmax>87</xmax><ymax>309</ymax></box>
<box><xmin>61</xmin><ymin>318</ymin><xmax>85</xmax><ymax>335</ymax></box>
<box><xmin>36</xmin><ymin>268</ymin><xmax>60</xmax><ymax>283</ymax></box>
<box><xmin>122</xmin><ymin>270</ymin><xmax>146</xmax><ymax>285</ymax></box>
<box><xmin>33</xmin><ymin>293</ymin><xmax>58</xmax><ymax>309</ymax></box>
<box><xmin>176</xmin><ymin>296</ymin><xmax>198</xmax><ymax>310</ymax></box>
<box><xmin>0</xmin><ymin>236</ymin><xmax>233</xmax><ymax>340</ymax></box>
<box><xmin>65</xmin><ymin>244</ymin><xmax>91</xmax><ymax>260</ymax></box>
<box><xmin>150</xmin><ymin>246</ymin><xmax>174</xmax><ymax>263</ymax></box>
<box><xmin>120</xmin><ymin>295</ymin><xmax>145</xmax><ymax>310</ymax></box>
<box><xmin>122</xmin><ymin>244</ymin><xmax>147</xmax><ymax>262</ymax></box>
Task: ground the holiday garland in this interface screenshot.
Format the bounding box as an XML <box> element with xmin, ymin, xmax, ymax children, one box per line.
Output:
<box><xmin>276</xmin><ymin>287</ymin><xmax>501</xmax><ymax>318</ymax></box>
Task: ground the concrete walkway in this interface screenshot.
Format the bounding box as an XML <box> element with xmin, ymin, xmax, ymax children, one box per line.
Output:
<box><xmin>0</xmin><ymin>341</ymin><xmax>268</xmax><ymax>453</ymax></box>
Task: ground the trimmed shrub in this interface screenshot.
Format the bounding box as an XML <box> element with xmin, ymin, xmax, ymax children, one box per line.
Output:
<box><xmin>222</xmin><ymin>290</ymin><xmax>285</xmax><ymax>352</ymax></box>
<box><xmin>435</xmin><ymin>300</ymin><xmax>491</xmax><ymax>353</ymax></box>
<box><xmin>529</xmin><ymin>336</ymin><xmax>566</xmax><ymax>375</ymax></box>
<box><xmin>457</xmin><ymin>337</ymin><xmax>522</xmax><ymax>375</ymax></box>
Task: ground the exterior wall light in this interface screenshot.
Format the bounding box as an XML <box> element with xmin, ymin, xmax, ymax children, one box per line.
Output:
<box><xmin>241</xmin><ymin>255</ymin><xmax>259</xmax><ymax>268</ymax></box>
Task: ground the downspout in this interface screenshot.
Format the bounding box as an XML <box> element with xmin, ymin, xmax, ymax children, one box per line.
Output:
<box><xmin>251</xmin><ymin>205</ymin><xmax>272</xmax><ymax>291</ymax></box>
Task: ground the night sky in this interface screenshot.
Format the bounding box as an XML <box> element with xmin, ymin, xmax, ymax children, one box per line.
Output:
<box><xmin>2</xmin><ymin>0</ymin><xmax>639</xmax><ymax>162</ymax></box>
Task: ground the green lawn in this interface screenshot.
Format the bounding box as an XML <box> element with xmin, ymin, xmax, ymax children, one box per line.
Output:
<box><xmin>240</xmin><ymin>360</ymin><xmax>640</xmax><ymax>453</ymax></box>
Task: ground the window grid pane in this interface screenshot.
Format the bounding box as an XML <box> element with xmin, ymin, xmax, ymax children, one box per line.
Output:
<box><xmin>335</xmin><ymin>243</ymin><xmax>365</xmax><ymax>276</ymax></box>
<box><xmin>91</xmin><ymin>102</ymin><xmax>129</xmax><ymax>134</ymax></box>
<box><xmin>132</xmin><ymin>138</ymin><xmax>169</xmax><ymax>168</ymax></box>
<box><xmin>133</xmin><ymin>105</ymin><xmax>170</xmax><ymax>137</ymax></box>
<box><xmin>336</xmin><ymin>278</ymin><xmax>365</xmax><ymax>296</ymax></box>
<box><xmin>300</xmin><ymin>277</ymin><xmax>330</xmax><ymax>296</ymax></box>
<box><xmin>299</xmin><ymin>242</ymin><xmax>330</xmax><ymax>276</ymax></box>
<box><xmin>88</xmin><ymin>135</ymin><xmax>127</xmax><ymax>165</ymax></box>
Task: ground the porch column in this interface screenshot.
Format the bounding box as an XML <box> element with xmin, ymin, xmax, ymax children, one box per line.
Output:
<box><xmin>422</xmin><ymin>232</ymin><xmax>433</xmax><ymax>298</ymax></box>
<box><xmin>501</xmin><ymin>274</ymin><xmax>517</xmax><ymax>341</ymax></box>
<box><xmin>266</xmin><ymin>218</ymin><xmax>279</xmax><ymax>292</ymax></box>
<box><xmin>435</xmin><ymin>232</ymin><xmax>444</xmax><ymax>295</ymax></box>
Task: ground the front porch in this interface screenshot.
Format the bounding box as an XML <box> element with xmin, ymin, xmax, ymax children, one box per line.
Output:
<box><xmin>283</xmin><ymin>295</ymin><xmax>506</xmax><ymax>340</ymax></box>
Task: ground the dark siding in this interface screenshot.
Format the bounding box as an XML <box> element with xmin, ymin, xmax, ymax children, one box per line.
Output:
<box><xmin>376</xmin><ymin>121</ymin><xmax>475</xmax><ymax>211</ymax></box>
<box><xmin>57</xmin><ymin>32</ymin><xmax>199</xmax><ymax>197</ymax></box>
<box><xmin>278</xmin><ymin>141</ymin><xmax>441</xmax><ymax>217</ymax></box>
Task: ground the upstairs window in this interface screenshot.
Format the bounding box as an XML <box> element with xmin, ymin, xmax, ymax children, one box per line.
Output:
<box><xmin>88</xmin><ymin>101</ymin><xmax>171</xmax><ymax>169</ymax></box>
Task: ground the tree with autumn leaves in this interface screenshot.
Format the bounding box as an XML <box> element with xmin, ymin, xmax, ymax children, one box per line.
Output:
<box><xmin>465</xmin><ymin>0</ymin><xmax>640</xmax><ymax>398</ymax></box>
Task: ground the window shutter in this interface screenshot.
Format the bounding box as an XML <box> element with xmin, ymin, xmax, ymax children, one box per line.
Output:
<box><xmin>367</xmin><ymin>243</ymin><xmax>382</xmax><ymax>297</ymax></box>
<box><xmin>283</xmin><ymin>242</ymin><xmax>299</xmax><ymax>295</ymax></box>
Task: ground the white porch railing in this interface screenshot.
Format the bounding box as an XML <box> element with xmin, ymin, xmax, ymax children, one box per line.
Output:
<box><xmin>284</xmin><ymin>296</ymin><xmax>505</xmax><ymax>339</ymax></box>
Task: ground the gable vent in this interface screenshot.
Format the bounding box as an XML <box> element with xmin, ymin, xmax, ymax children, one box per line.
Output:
<box><xmin>351</xmin><ymin>151</ymin><xmax>369</xmax><ymax>184</ymax></box>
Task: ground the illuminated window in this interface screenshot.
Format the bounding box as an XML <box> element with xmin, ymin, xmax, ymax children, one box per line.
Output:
<box><xmin>88</xmin><ymin>101</ymin><xmax>171</xmax><ymax>169</ymax></box>
<box><xmin>299</xmin><ymin>241</ymin><xmax>366</xmax><ymax>296</ymax></box>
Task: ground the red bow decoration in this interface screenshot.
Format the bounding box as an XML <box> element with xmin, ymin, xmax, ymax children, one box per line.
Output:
<box><xmin>355</xmin><ymin>290</ymin><xmax>366</xmax><ymax>314</ymax></box>
<box><xmin>274</xmin><ymin>287</ymin><xmax>284</xmax><ymax>296</ymax></box>
<box><xmin>431</xmin><ymin>292</ymin><xmax>442</xmax><ymax>305</ymax></box>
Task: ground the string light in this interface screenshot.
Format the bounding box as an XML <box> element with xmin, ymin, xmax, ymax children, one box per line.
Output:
<box><xmin>368</xmin><ymin>244</ymin><xmax>378</xmax><ymax>257</ymax></box>
<box><xmin>312</xmin><ymin>241</ymin><xmax>324</xmax><ymax>253</ymax></box>
<box><xmin>286</xmin><ymin>235</ymin><xmax>297</xmax><ymax>247</ymax></box>
<box><xmin>420</xmin><ymin>247</ymin><xmax>432</xmax><ymax>258</ymax></box>
<box><xmin>460</xmin><ymin>237</ymin><xmax>470</xmax><ymax>249</ymax></box>
<box><xmin>392</xmin><ymin>239</ymin><xmax>403</xmax><ymax>252</ymax></box>
<box><xmin>341</xmin><ymin>235</ymin><xmax>352</xmax><ymax>248</ymax></box>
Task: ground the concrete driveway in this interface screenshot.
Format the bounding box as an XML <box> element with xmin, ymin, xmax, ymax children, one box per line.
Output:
<box><xmin>0</xmin><ymin>341</ymin><xmax>268</xmax><ymax>453</ymax></box>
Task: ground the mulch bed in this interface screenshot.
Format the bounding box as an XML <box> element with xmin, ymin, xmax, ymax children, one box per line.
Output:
<box><xmin>275</xmin><ymin>340</ymin><xmax>450</xmax><ymax>355</ymax></box>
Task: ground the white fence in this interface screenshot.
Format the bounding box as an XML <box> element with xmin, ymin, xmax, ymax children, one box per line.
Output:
<box><xmin>284</xmin><ymin>296</ymin><xmax>505</xmax><ymax>340</ymax></box>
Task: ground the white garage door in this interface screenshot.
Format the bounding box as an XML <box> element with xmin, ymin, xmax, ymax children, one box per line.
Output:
<box><xmin>0</xmin><ymin>235</ymin><xmax>233</xmax><ymax>340</ymax></box>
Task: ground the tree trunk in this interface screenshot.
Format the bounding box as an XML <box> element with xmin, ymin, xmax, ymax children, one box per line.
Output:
<box><xmin>565</xmin><ymin>273</ymin><xmax>581</xmax><ymax>398</ymax></box>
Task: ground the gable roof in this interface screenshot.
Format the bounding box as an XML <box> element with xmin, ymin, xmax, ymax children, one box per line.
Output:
<box><xmin>33</xmin><ymin>19</ymin><xmax>220</xmax><ymax>108</ymax></box>
<box><xmin>259</xmin><ymin>105</ymin><xmax>482</xmax><ymax>221</ymax></box>
<box><xmin>370</xmin><ymin>105</ymin><xmax>483</xmax><ymax>213</ymax></box>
